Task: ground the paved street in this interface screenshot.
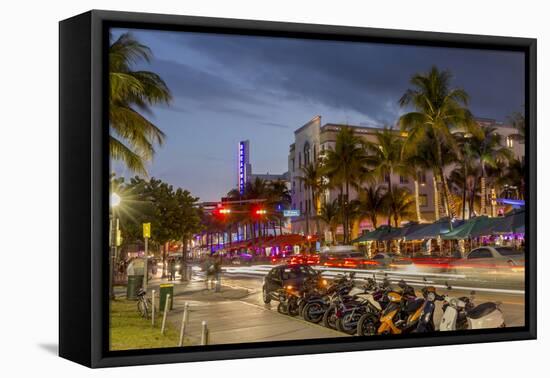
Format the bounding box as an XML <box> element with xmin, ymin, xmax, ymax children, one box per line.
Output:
<box><xmin>132</xmin><ymin>263</ymin><xmax>524</xmax><ymax>346</ymax></box>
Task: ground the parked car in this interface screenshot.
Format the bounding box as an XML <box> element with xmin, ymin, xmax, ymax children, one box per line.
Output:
<box><xmin>262</xmin><ymin>264</ymin><xmax>320</xmax><ymax>304</ymax></box>
<box><xmin>450</xmin><ymin>246</ymin><xmax>525</xmax><ymax>271</ymax></box>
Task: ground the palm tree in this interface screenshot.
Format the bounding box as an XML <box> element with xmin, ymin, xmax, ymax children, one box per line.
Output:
<box><xmin>297</xmin><ymin>161</ymin><xmax>324</xmax><ymax>241</ymax></box>
<box><xmin>508</xmin><ymin>112</ymin><xmax>525</xmax><ymax>144</ymax></box>
<box><xmin>383</xmin><ymin>187</ymin><xmax>416</xmax><ymax>228</ymax></box>
<box><xmin>357</xmin><ymin>185</ymin><xmax>386</xmax><ymax>229</ymax></box>
<box><xmin>500</xmin><ymin>158</ymin><xmax>525</xmax><ymax>199</ymax></box>
<box><xmin>269</xmin><ymin>180</ymin><xmax>292</xmax><ymax>235</ymax></box>
<box><xmin>367</xmin><ymin>127</ymin><xmax>408</xmax><ymax>223</ymax></box>
<box><xmin>402</xmin><ymin>147</ymin><xmax>431</xmax><ymax>222</ymax></box>
<box><xmin>324</xmin><ymin>127</ymin><xmax>370</xmax><ymax>243</ymax></box>
<box><xmin>399</xmin><ymin>66</ymin><xmax>480</xmax><ymax>222</ymax></box>
<box><xmin>319</xmin><ymin>200</ymin><xmax>340</xmax><ymax>245</ymax></box>
<box><xmin>471</xmin><ymin>126</ymin><xmax>513</xmax><ymax>215</ymax></box>
<box><xmin>109</xmin><ymin>33</ymin><xmax>172</xmax><ymax>175</ymax></box>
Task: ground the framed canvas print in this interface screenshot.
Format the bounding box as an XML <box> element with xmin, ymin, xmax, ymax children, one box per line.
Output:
<box><xmin>59</xmin><ymin>10</ymin><xmax>536</xmax><ymax>368</ymax></box>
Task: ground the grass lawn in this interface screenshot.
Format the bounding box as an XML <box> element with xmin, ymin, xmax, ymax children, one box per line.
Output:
<box><xmin>110</xmin><ymin>299</ymin><xmax>184</xmax><ymax>351</ymax></box>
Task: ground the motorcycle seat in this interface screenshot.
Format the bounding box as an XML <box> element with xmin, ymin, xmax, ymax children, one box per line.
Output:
<box><xmin>467</xmin><ymin>302</ymin><xmax>497</xmax><ymax>319</ymax></box>
<box><xmin>405</xmin><ymin>298</ymin><xmax>424</xmax><ymax>313</ymax></box>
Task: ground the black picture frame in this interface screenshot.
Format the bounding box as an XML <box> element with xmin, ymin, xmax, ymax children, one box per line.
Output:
<box><xmin>59</xmin><ymin>9</ymin><xmax>537</xmax><ymax>368</ymax></box>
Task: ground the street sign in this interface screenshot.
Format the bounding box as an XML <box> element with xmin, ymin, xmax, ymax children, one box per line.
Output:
<box><xmin>116</xmin><ymin>229</ymin><xmax>122</xmax><ymax>247</ymax></box>
<box><xmin>283</xmin><ymin>209</ymin><xmax>300</xmax><ymax>217</ymax></box>
<box><xmin>143</xmin><ymin>222</ymin><xmax>151</xmax><ymax>238</ymax></box>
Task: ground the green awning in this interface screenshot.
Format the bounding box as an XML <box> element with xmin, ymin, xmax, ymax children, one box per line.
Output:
<box><xmin>441</xmin><ymin>216</ymin><xmax>497</xmax><ymax>239</ymax></box>
<box><xmin>491</xmin><ymin>210</ymin><xmax>525</xmax><ymax>234</ymax></box>
<box><xmin>405</xmin><ymin>218</ymin><xmax>464</xmax><ymax>240</ymax></box>
<box><xmin>352</xmin><ymin>225</ymin><xmax>393</xmax><ymax>243</ymax></box>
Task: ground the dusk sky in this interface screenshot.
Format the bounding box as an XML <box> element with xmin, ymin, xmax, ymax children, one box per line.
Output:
<box><xmin>111</xmin><ymin>28</ymin><xmax>525</xmax><ymax>202</ymax></box>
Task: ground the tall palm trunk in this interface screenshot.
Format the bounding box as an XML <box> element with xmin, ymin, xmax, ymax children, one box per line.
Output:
<box><xmin>435</xmin><ymin>138</ymin><xmax>455</xmax><ymax>228</ymax></box>
<box><xmin>387</xmin><ymin>170</ymin><xmax>394</xmax><ymax>226</ymax></box>
<box><xmin>462</xmin><ymin>165</ymin><xmax>468</xmax><ymax>220</ymax></box>
<box><xmin>480</xmin><ymin>165</ymin><xmax>487</xmax><ymax>215</ymax></box>
<box><xmin>442</xmin><ymin>173</ymin><xmax>457</xmax><ymax>219</ymax></box>
<box><xmin>304</xmin><ymin>201</ymin><xmax>310</xmax><ymax>236</ymax></box>
<box><xmin>312</xmin><ymin>188</ymin><xmax>322</xmax><ymax>245</ymax></box>
<box><xmin>413</xmin><ymin>179</ymin><xmax>421</xmax><ymax>222</ymax></box>
<box><xmin>433</xmin><ymin>175</ymin><xmax>441</xmax><ymax>221</ymax></box>
<box><xmin>338</xmin><ymin>185</ymin><xmax>345</xmax><ymax>244</ymax></box>
<box><xmin>344</xmin><ymin>179</ymin><xmax>350</xmax><ymax>244</ymax></box>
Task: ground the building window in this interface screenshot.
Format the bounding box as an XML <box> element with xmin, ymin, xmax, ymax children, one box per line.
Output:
<box><xmin>506</xmin><ymin>136</ymin><xmax>514</xmax><ymax>148</ymax></box>
<box><xmin>384</xmin><ymin>173</ymin><xmax>390</xmax><ymax>183</ymax></box>
<box><xmin>303</xmin><ymin>142</ymin><xmax>311</xmax><ymax>166</ymax></box>
<box><xmin>418</xmin><ymin>171</ymin><xmax>427</xmax><ymax>185</ymax></box>
<box><xmin>299</xmin><ymin>201</ymin><xmax>303</xmax><ymax>214</ymax></box>
<box><xmin>298</xmin><ymin>152</ymin><xmax>302</xmax><ymax>168</ymax></box>
<box><xmin>399</xmin><ymin>175</ymin><xmax>409</xmax><ymax>184</ymax></box>
<box><xmin>292</xmin><ymin>181</ymin><xmax>295</xmax><ymax>194</ymax></box>
<box><xmin>291</xmin><ymin>158</ymin><xmax>295</xmax><ymax>172</ymax></box>
<box><xmin>419</xmin><ymin>194</ymin><xmax>428</xmax><ymax>207</ymax></box>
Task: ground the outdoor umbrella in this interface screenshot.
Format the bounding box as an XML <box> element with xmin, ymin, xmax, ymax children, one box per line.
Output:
<box><xmin>491</xmin><ymin>209</ymin><xmax>525</xmax><ymax>234</ymax></box>
<box><xmin>378</xmin><ymin>227</ymin><xmax>406</xmax><ymax>241</ymax></box>
<box><xmin>405</xmin><ymin>218</ymin><xmax>463</xmax><ymax>240</ymax></box>
<box><xmin>441</xmin><ymin>216</ymin><xmax>496</xmax><ymax>239</ymax></box>
<box><xmin>352</xmin><ymin>225</ymin><xmax>393</xmax><ymax>243</ymax></box>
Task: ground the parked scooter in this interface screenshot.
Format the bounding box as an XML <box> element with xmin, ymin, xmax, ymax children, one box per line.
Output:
<box><xmin>439</xmin><ymin>283</ymin><xmax>505</xmax><ymax>331</ymax></box>
<box><xmin>413</xmin><ymin>279</ymin><xmax>445</xmax><ymax>333</ymax></box>
<box><xmin>301</xmin><ymin>272</ymin><xmax>355</xmax><ymax>324</ymax></box>
<box><xmin>277</xmin><ymin>272</ymin><xmax>326</xmax><ymax>316</ymax></box>
<box><xmin>357</xmin><ymin>279</ymin><xmax>422</xmax><ymax>335</ymax></box>
<box><xmin>335</xmin><ymin>276</ymin><xmax>389</xmax><ymax>334</ymax></box>
<box><xmin>321</xmin><ymin>273</ymin><xmax>360</xmax><ymax>329</ymax></box>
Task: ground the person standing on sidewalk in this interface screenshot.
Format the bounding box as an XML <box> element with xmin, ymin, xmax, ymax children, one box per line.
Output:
<box><xmin>205</xmin><ymin>255</ymin><xmax>216</xmax><ymax>290</ymax></box>
<box><xmin>169</xmin><ymin>258</ymin><xmax>176</xmax><ymax>281</ymax></box>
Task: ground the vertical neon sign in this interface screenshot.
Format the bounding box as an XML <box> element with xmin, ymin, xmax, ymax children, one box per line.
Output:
<box><xmin>239</xmin><ymin>141</ymin><xmax>246</xmax><ymax>194</ymax></box>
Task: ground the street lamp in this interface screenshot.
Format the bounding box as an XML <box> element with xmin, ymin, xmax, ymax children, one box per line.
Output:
<box><xmin>111</xmin><ymin>192</ymin><xmax>121</xmax><ymax>207</ymax></box>
<box><xmin>110</xmin><ymin>192</ymin><xmax>121</xmax><ymax>300</ymax></box>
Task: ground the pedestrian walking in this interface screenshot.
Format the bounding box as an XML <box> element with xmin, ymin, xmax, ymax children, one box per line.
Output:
<box><xmin>205</xmin><ymin>256</ymin><xmax>216</xmax><ymax>290</ymax></box>
<box><xmin>169</xmin><ymin>258</ymin><xmax>176</xmax><ymax>281</ymax></box>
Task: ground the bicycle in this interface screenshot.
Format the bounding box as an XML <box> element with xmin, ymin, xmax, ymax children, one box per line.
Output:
<box><xmin>137</xmin><ymin>288</ymin><xmax>153</xmax><ymax>319</ymax></box>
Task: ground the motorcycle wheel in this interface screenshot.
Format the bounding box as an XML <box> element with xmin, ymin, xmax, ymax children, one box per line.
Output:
<box><xmin>303</xmin><ymin>302</ymin><xmax>324</xmax><ymax>323</ymax></box>
<box><xmin>298</xmin><ymin>301</ymin><xmax>307</xmax><ymax>318</ymax></box>
<box><xmin>262</xmin><ymin>286</ymin><xmax>271</xmax><ymax>304</ymax></box>
<box><xmin>288</xmin><ymin>304</ymin><xmax>300</xmax><ymax>317</ymax></box>
<box><xmin>357</xmin><ymin>313</ymin><xmax>378</xmax><ymax>336</ymax></box>
<box><xmin>322</xmin><ymin>306</ymin><xmax>338</xmax><ymax>329</ymax></box>
<box><xmin>277</xmin><ymin>302</ymin><xmax>288</xmax><ymax>315</ymax></box>
<box><xmin>336</xmin><ymin>313</ymin><xmax>360</xmax><ymax>335</ymax></box>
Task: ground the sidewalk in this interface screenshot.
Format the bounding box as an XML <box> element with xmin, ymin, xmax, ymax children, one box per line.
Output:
<box><xmin>165</xmin><ymin>280</ymin><xmax>347</xmax><ymax>346</ymax></box>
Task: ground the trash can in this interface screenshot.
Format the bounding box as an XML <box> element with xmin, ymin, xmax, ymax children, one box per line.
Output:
<box><xmin>126</xmin><ymin>275</ymin><xmax>144</xmax><ymax>300</ymax></box>
<box><xmin>159</xmin><ymin>283</ymin><xmax>174</xmax><ymax>311</ymax></box>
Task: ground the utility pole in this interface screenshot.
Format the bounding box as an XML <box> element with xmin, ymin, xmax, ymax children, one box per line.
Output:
<box><xmin>143</xmin><ymin>223</ymin><xmax>151</xmax><ymax>289</ymax></box>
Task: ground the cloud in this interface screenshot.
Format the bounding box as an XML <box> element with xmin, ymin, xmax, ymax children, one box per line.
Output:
<box><xmin>163</xmin><ymin>33</ymin><xmax>524</xmax><ymax>122</ymax></box>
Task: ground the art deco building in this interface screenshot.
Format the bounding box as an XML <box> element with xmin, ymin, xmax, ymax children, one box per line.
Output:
<box><xmin>287</xmin><ymin>116</ymin><xmax>524</xmax><ymax>240</ymax></box>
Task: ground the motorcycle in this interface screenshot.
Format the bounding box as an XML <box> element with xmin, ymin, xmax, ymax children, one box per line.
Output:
<box><xmin>334</xmin><ymin>276</ymin><xmax>389</xmax><ymax>335</ymax></box>
<box><xmin>413</xmin><ymin>280</ymin><xmax>445</xmax><ymax>333</ymax></box>
<box><xmin>439</xmin><ymin>284</ymin><xmax>505</xmax><ymax>331</ymax></box>
<box><xmin>278</xmin><ymin>271</ymin><xmax>328</xmax><ymax>316</ymax></box>
<box><xmin>277</xmin><ymin>272</ymin><xmax>326</xmax><ymax>316</ymax></box>
<box><xmin>357</xmin><ymin>279</ymin><xmax>422</xmax><ymax>335</ymax></box>
<box><xmin>301</xmin><ymin>272</ymin><xmax>355</xmax><ymax>324</ymax></box>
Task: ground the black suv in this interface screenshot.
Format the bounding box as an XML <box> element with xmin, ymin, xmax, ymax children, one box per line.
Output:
<box><xmin>262</xmin><ymin>264</ymin><xmax>319</xmax><ymax>304</ymax></box>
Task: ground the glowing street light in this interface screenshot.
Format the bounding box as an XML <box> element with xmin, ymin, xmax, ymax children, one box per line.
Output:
<box><xmin>110</xmin><ymin>192</ymin><xmax>121</xmax><ymax>207</ymax></box>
